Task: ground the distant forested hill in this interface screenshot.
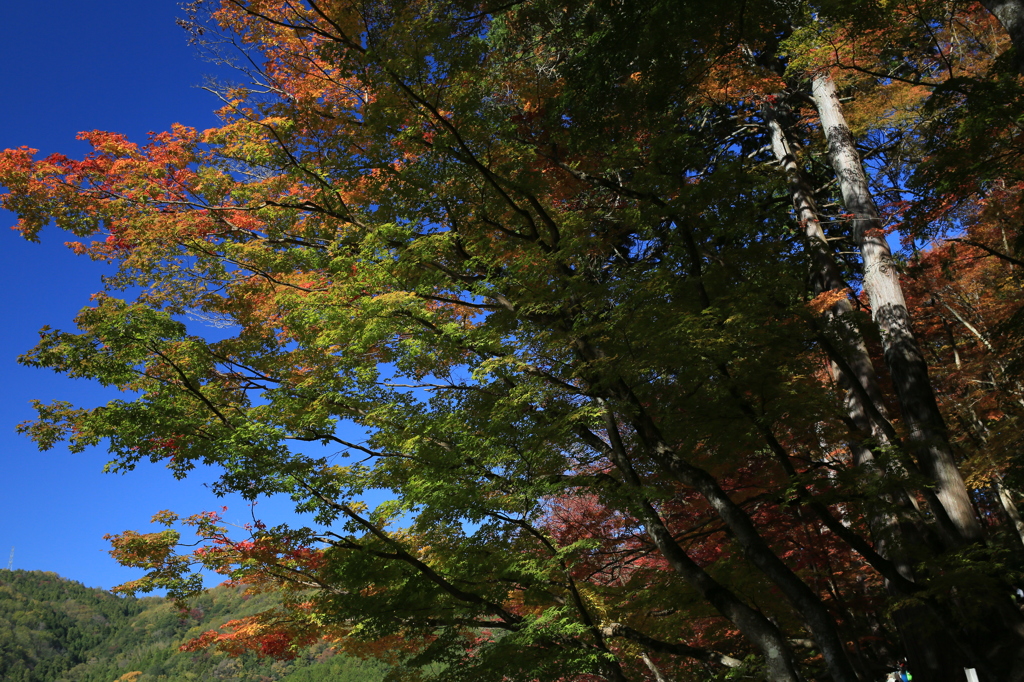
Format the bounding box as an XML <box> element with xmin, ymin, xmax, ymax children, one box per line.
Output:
<box><xmin>0</xmin><ymin>570</ymin><xmax>388</xmax><ymax>682</ymax></box>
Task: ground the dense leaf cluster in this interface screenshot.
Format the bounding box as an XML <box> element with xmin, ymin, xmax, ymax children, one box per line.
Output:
<box><xmin>5</xmin><ymin>0</ymin><xmax>1024</xmax><ymax>680</ymax></box>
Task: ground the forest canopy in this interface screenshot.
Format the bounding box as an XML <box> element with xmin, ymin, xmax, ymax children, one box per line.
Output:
<box><xmin>4</xmin><ymin>0</ymin><xmax>1024</xmax><ymax>680</ymax></box>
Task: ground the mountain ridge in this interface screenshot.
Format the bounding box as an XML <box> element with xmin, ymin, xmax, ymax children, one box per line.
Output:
<box><xmin>0</xmin><ymin>569</ymin><xmax>387</xmax><ymax>682</ymax></box>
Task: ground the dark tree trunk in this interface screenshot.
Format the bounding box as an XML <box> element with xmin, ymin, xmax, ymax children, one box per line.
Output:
<box><xmin>596</xmin><ymin>408</ymin><xmax>804</xmax><ymax>682</ymax></box>
<box><xmin>638</xmin><ymin>502</ymin><xmax>803</xmax><ymax>682</ymax></box>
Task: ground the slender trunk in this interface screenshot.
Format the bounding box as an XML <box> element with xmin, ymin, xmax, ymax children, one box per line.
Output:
<box><xmin>980</xmin><ymin>0</ymin><xmax>1024</xmax><ymax>74</ymax></box>
<box><xmin>764</xmin><ymin>105</ymin><xmax>987</xmax><ymax>682</ymax></box>
<box><xmin>764</xmin><ymin>104</ymin><xmax>918</xmax><ymax>575</ymax></box>
<box><xmin>811</xmin><ymin>73</ymin><xmax>984</xmax><ymax>544</ymax></box>
<box><xmin>808</xmin><ymin>74</ymin><xmax>1024</xmax><ymax>678</ymax></box>
<box><xmin>658</xmin><ymin>452</ymin><xmax>861</xmax><ymax>682</ymax></box>
<box><xmin>763</xmin><ymin>105</ymin><xmax>888</xmax><ymax>433</ymax></box>
<box><xmin>997</xmin><ymin>477</ymin><xmax>1024</xmax><ymax>548</ymax></box>
<box><xmin>614</xmin><ymin>213</ymin><xmax>863</xmax><ymax>682</ymax></box>
<box><xmin>638</xmin><ymin>501</ymin><xmax>802</xmax><ymax>682</ymax></box>
<box><xmin>596</xmin><ymin>407</ymin><xmax>803</xmax><ymax>682</ymax></box>
<box><xmin>641</xmin><ymin>653</ymin><xmax>674</xmax><ymax>682</ymax></box>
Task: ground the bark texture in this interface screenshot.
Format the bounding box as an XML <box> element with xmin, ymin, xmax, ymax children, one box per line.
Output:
<box><xmin>980</xmin><ymin>0</ymin><xmax>1024</xmax><ymax>73</ymax></box>
<box><xmin>811</xmin><ymin>73</ymin><xmax>984</xmax><ymax>545</ymax></box>
<box><xmin>997</xmin><ymin>478</ymin><xmax>1024</xmax><ymax>548</ymax></box>
<box><xmin>638</xmin><ymin>508</ymin><xmax>802</xmax><ymax>682</ymax></box>
<box><xmin>764</xmin><ymin>103</ymin><xmax>923</xmax><ymax>574</ymax></box>
<box><xmin>764</xmin><ymin>106</ymin><xmax>892</xmax><ymax>454</ymax></box>
<box><xmin>765</xmin><ymin>101</ymin><xmax>988</xmax><ymax>682</ymax></box>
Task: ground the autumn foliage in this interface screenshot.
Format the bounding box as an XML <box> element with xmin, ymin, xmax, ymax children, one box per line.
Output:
<box><xmin>6</xmin><ymin>1</ymin><xmax>1024</xmax><ymax>680</ymax></box>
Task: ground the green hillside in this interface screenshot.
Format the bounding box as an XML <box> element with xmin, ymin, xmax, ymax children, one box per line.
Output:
<box><xmin>0</xmin><ymin>570</ymin><xmax>388</xmax><ymax>682</ymax></box>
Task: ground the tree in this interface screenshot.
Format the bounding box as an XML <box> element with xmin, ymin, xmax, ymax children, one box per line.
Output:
<box><xmin>4</xmin><ymin>1</ymin><xmax>1024</xmax><ymax>680</ymax></box>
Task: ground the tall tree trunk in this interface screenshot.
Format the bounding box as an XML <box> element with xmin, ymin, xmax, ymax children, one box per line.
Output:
<box><xmin>764</xmin><ymin>104</ymin><xmax>894</xmax><ymax>468</ymax></box>
<box><xmin>810</xmin><ymin>73</ymin><xmax>984</xmax><ymax>545</ymax></box>
<box><xmin>764</xmin><ymin>104</ymin><xmax>983</xmax><ymax>682</ymax></box>
<box><xmin>596</xmin><ymin>407</ymin><xmax>804</xmax><ymax>682</ymax></box>
<box><xmin>610</xmin><ymin>380</ymin><xmax>863</xmax><ymax>682</ymax></box>
<box><xmin>980</xmin><ymin>0</ymin><xmax>1024</xmax><ymax>74</ymax></box>
<box><xmin>633</xmin><ymin>212</ymin><xmax>866</xmax><ymax>682</ymax></box>
<box><xmin>638</xmin><ymin>501</ymin><xmax>803</xmax><ymax>682</ymax></box>
<box><xmin>763</xmin><ymin>103</ymin><xmax>926</xmax><ymax>573</ymax></box>
<box><xmin>659</xmin><ymin>451</ymin><xmax>862</xmax><ymax>682</ymax></box>
<box><xmin>604</xmin><ymin>215</ymin><xmax>867</xmax><ymax>681</ymax></box>
<box><xmin>997</xmin><ymin>477</ymin><xmax>1024</xmax><ymax>548</ymax></box>
<box><xmin>810</xmin><ymin>75</ymin><xmax>1024</xmax><ymax>679</ymax></box>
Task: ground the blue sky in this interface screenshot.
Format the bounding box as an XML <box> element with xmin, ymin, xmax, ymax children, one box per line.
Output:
<box><xmin>0</xmin><ymin>1</ymin><xmax>311</xmax><ymax>590</ymax></box>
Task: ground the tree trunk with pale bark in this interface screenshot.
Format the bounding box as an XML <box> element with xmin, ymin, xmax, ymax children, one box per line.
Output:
<box><xmin>811</xmin><ymin>73</ymin><xmax>984</xmax><ymax>546</ymax></box>
<box><xmin>981</xmin><ymin>0</ymin><xmax>1024</xmax><ymax>73</ymax></box>
<box><xmin>764</xmin><ymin>102</ymin><xmax>978</xmax><ymax>682</ymax></box>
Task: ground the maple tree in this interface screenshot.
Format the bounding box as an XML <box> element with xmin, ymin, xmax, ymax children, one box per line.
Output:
<box><xmin>6</xmin><ymin>0</ymin><xmax>1024</xmax><ymax>680</ymax></box>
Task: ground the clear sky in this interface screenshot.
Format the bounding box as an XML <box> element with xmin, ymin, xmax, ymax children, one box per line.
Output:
<box><xmin>0</xmin><ymin>1</ymin><xmax>308</xmax><ymax>590</ymax></box>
